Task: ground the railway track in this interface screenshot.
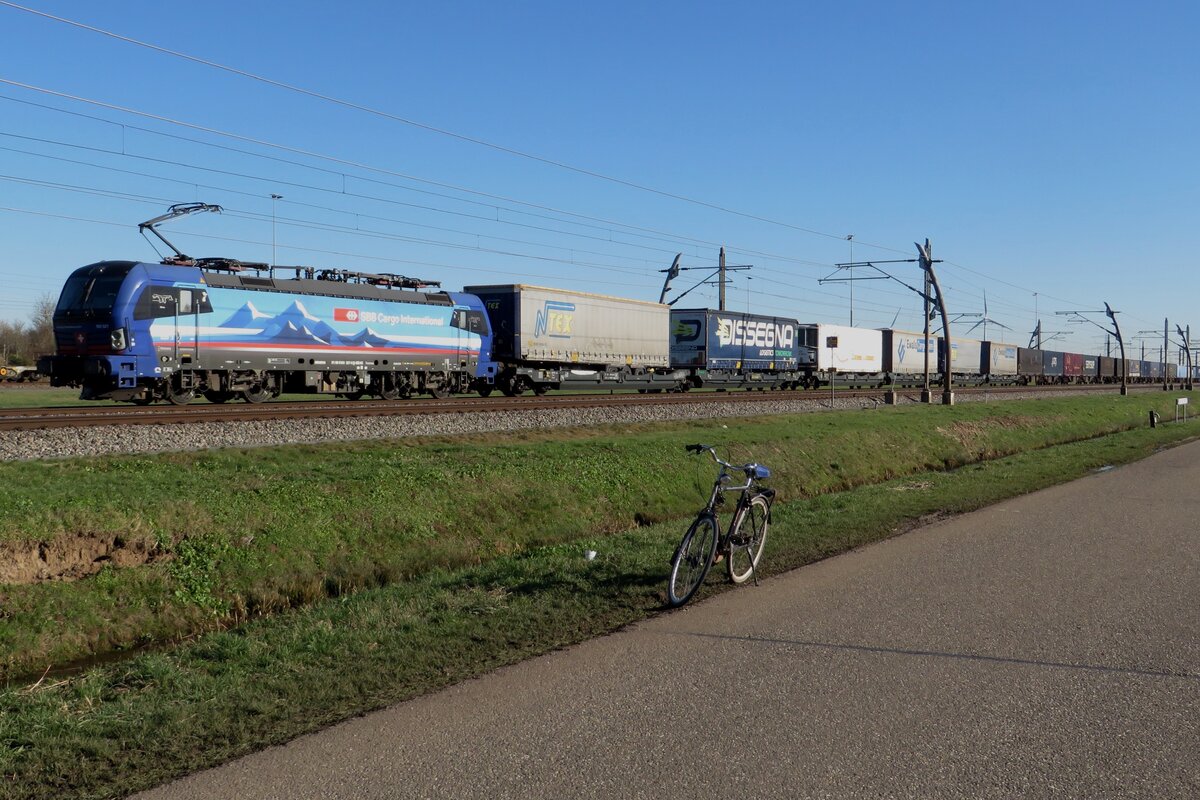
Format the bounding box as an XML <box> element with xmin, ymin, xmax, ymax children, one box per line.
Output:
<box><xmin>0</xmin><ymin>383</ymin><xmax>1161</xmax><ymax>432</ymax></box>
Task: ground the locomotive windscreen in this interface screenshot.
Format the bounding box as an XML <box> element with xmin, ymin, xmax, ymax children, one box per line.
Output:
<box><xmin>54</xmin><ymin>263</ymin><xmax>133</xmax><ymax>317</ymax></box>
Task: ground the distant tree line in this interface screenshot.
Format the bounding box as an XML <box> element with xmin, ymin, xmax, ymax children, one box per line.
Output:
<box><xmin>0</xmin><ymin>295</ymin><xmax>55</xmax><ymax>366</ymax></box>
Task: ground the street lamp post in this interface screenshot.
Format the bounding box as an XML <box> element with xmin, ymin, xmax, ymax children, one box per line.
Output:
<box><xmin>847</xmin><ymin>234</ymin><xmax>854</xmax><ymax>326</ymax></box>
<box><xmin>270</xmin><ymin>193</ymin><xmax>283</xmax><ymax>267</ymax></box>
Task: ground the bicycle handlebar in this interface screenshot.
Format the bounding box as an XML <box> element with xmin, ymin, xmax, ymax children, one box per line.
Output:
<box><xmin>685</xmin><ymin>443</ymin><xmax>768</xmax><ymax>480</ymax></box>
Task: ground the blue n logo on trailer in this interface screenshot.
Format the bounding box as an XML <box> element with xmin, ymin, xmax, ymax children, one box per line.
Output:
<box><xmin>535</xmin><ymin>301</ymin><xmax>575</xmax><ymax>338</ymax></box>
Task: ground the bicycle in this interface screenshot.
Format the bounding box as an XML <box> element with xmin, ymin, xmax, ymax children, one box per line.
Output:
<box><xmin>667</xmin><ymin>443</ymin><xmax>775</xmax><ymax>607</ymax></box>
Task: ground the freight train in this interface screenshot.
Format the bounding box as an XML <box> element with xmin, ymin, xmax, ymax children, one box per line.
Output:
<box><xmin>36</xmin><ymin>220</ymin><xmax>1179</xmax><ymax>404</ymax></box>
<box><xmin>38</xmin><ymin>255</ymin><xmax>1178</xmax><ymax>405</ymax></box>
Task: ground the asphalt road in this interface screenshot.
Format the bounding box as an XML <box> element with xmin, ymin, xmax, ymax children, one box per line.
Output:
<box><xmin>137</xmin><ymin>440</ymin><xmax>1200</xmax><ymax>799</ymax></box>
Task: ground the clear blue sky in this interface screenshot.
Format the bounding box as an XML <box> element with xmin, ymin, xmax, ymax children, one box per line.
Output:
<box><xmin>1</xmin><ymin>0</ymin><xmax>1196</xmax><ymax>359</ymax></box>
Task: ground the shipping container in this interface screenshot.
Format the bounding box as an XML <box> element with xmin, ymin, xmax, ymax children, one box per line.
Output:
<box><xmin>1063</xmin><ymin>352</ymin><xmax>1084</xmax><ymax>377</ymax></box>
<box><xmin>1018</xmin><ymin>347</ymin><xmax>1044</xmax><ymax>377</ymax></box>
<box><xmin>808</xmin><ymin>324</ymin><xmax>883</xmax><ymax>374</ymax></box>
<box><xmin>1127</xmin><ymin>359</ymin><xmax>1141</xmax><ymax>378</ymax></box>
<box><xmin>465</xmin><ymin>284</ymin><xmax>669</xmax><ymax>368</ymax></box>
<box><xmin>982</xmin><ymin>341</ymin><xmax>1019</xmax><ymax>376</ymax></box>
<box><xmin>1148</xmin><ymin>361</ymin><xmax>1162</xmax><ymax>380</ymax></box>
<box><xmin>668</xmin><ymin>309</ymin><xmax>800</xmax><ymax>371</ymax></box>
<box><xmin>940</xmin><ymin>336</ymin><xmax>983</xmax><ymax>376</ymax></box>
<box><xmin>1042</xmin><ymin>350</ymin><xmax>1065</xmax><ymax>377</ymax></box>
<box><xmin>883</xmin><ymin>329</ymin><xmax>939</xmax><ymax>375</ymax></box>
<box><xmin>1098</xmin><ymin>356</ymin><xmax>1116</xmax><ymax>380</ymax></box>
<box><xmin>1168</xmin><ymin>363</ymin><xmax>1179</xmax><ymax>381</ymax></box>
<box><xmin>1081</xmin><ymin>355</ymin><xmax>1099</xmax><ymax>377</ymax></box>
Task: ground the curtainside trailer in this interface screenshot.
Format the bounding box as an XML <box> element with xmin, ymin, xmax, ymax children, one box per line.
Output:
<box><xmin>465</xmin><ymin>284</ymin><xmax>678</xmax><ymax>395</ymax></box>
<box><xmin>669</xmin><ymin>309</ymin><xmax>801</xmax><ymax>388</ymax></box>
<box><xmin>883</xmin><ymin>329</ymin><xmax>939</xmax><ymax>376</ymax></box>
<box><xmin>940</xmin><ymin>336</ymin><xmax>984</xmax><ymax>380</ymax></box>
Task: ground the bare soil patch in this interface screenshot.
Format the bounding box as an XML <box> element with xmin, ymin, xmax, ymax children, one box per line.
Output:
<box><xmin>0</xmin><ymin>533</ymin><xmax>165</xmax><ymax>584</ymax></box>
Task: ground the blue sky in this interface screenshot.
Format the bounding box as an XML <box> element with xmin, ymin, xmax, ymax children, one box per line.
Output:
<box><xmin>0</xmin><ymin>0</ymin><xmax>1196</xmax><ymax>359</ymax></box>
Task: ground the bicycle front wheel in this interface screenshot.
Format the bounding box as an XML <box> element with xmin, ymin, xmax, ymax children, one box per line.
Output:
<box><xmin>727</xmin><ymin>494</ymin><xmax>770</xmax><ymax>584</ymax></box>
<box><xmin>667</xmin><ymin>514</ymin><xmax>719</xmax><ymax>607</ymax></box>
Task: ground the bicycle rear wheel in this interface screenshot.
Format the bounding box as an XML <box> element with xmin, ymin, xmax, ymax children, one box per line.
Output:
<box><xmin>727</xmin><ymin>494</ymin><xmax>769</xmax><ymax>584</ymax></box>
<box><xmin>667</xmin><ymin>514</ymin><xmax>719</xmax><ymax>607</ymax></box>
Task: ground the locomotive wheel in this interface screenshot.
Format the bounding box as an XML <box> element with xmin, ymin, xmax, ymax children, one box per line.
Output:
<box><xmin>533</xmin><ymin>384</ymin><xmax>549</xmax><ymax>396</ymax></box>
<box><xmin>243</xmin><ymin>386</ymin><xmax>273</xmax><ymax>404</ymax></box>
<box><xmin>341</xmin><ymin>390</ymin><xmax>365</xmax><ymax>401</ymax></box>
<box><xmin>379</xmin><ymin>386</ymin><xmax>403</xmax><ymax>401</ymax></box>
<box><xmin>477</xmin><ymin>386</ymin><xmax>493</xmax><ymax>398</ymax></box>
<box><xmin>204</xmin><ymin>390</ymin><xmax>235</xmax><ymax>404</ymax></box>
<box><xmin>166</xmin><ymin>386</ymin><xmax>195</xmax><ymax>406</ymax></box>
<box><xmin>130</xmin><ymin>394</ymin><xmax>154</xmax><ymax>406</ymax></box>
<box><xmin>427</xmin><ymin>384</ymin><xmax>448</xmax><ymax>399</ymax></box>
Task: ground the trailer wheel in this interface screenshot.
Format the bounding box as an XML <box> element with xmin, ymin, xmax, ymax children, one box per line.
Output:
<box><xmin>499</xmin><ymin>375</ymin><xmax>525</xmax><ymax>397</ymax></box>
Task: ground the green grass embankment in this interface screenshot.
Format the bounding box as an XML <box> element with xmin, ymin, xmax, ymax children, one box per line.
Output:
<box><xmin>0</xmin><ymin>393</ymin><xmax>1197</xmax><ymax>798</ymax></box>
<box><xmin>0</xmin><ymin>393</ymin><xmax>1190</xmax><ymax>682</ymax></box>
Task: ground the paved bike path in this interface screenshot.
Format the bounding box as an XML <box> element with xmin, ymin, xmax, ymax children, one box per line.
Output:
<box><xmin>138</xmin><ymin>440</ymin><xmax>1200</xmax><ymax>799</ymax></box>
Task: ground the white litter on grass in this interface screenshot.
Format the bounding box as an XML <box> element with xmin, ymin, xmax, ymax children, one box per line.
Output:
<box><xmin>584</xmin><ymin>550</ymin><xmax>597</xmax><ymax>561</ymax></box>
<box><xmin>1095</xmin><ymin>465</ymin><xmax>1114</xmax><ymax>472</ymax></box>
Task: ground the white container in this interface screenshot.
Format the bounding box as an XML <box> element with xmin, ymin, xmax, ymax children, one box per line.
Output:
<box><xmin>812</xmin><ymin>324</ymin><xmax>883</xmax><ymax>374</ymax></box>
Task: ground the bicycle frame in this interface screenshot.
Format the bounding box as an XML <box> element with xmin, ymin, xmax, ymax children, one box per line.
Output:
<box><xmin>694</xmin><ymin>445</ymin><xmax>766</xmax><ymax>521</ymax></box>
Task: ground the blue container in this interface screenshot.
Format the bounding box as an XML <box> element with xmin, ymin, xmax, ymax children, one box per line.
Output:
<box><xmin>1042</xmin><ymin>350</ymin><xmax>1065</xmax><ymax>377</ymax></box>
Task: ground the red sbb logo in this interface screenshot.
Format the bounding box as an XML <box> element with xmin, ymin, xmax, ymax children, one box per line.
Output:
<box><xmin>334</xmin><ymin>308</ymin><xmax>360</xmax><ymax>322</ymax></box>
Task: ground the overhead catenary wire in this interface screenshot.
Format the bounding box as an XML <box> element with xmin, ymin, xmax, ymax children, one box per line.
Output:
<box><xmin>0</xmin><ymin>93</ymin><xmax>835</xmax><ymax>269</ymax></box>
<box><xmin>0</xmin><ymin>87</ymin><xmax>1108</xmax><ymax>326</ymax></box>
<box><xmin>0</xmin><ymin>17</ymin><xmax>1149</xmax><ymax>330</ymax></box>
<box><xmin>0</xmin><ymin>0</ymin><xmax>909</xmax><ymax>253</ymax></box>
<box><xmin>0</xmin><ymin>128</ymin><xmax>960</xmax><ymax>315</ymax></box>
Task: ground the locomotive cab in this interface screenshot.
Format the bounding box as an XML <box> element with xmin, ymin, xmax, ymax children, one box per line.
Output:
<box><xmin>38</xmin><ymin>261</ymin><xmax>152</xmax><ymax>401</ymax></box>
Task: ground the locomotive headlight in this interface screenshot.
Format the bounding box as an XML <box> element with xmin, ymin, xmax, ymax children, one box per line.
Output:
<box><xmin>110</xmin><ymin>327</ymin><xmax>128</xmax><ymax>351</ymax></box>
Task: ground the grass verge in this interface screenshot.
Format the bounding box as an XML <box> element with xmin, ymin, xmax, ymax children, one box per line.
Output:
<box><xmin>1</xmin><ymin>407</ymin><xmax>1196</xmax><ymax>798</ymax></box>
<box><xmin>1</xmin><ymin>393</ymin><xmax>1190</xmax><ymax>683</ymax></box>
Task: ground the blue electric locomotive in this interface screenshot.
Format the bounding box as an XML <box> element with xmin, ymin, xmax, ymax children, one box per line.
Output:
<box><xmin>39</xmin><ymin>259</ymin><xmax>497</xmax><ymax>404</ymax></box>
